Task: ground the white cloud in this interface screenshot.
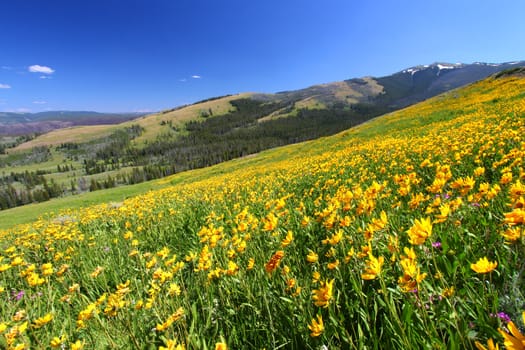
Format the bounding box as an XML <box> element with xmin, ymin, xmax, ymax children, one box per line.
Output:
<box><xmin>0</xmin><ymin>83</ymin><xmax>11</xmax><ymax>89</ymax></box>
<box><xmin>33</xmin><ymin>101</ymin><xmax>47</xmax><ymax>104</ymax></box>
<box><xmin>29</xmin><ymin>65</ymin><xmax>55</xmax><ymax>74</ymax></box>
<box><xmin>191</xmin><ymin>75</ymin><xmax>201</xmax><ymax>79</ymax></box>
<box><xmin>10</xmin><ymin>108</ymin><xmax>31</xmax><ymax>113</ymax></box>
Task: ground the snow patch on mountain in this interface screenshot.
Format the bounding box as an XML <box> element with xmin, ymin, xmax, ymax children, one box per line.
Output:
<box><xmin>402</xmin><ymin>63</ymin><xmax>463</xmax><ymax>76</ymax></box>
<box><xmin>436</xmin><ymin>64</ymin><xmax>459</xmax><ymax>70</ymax></box>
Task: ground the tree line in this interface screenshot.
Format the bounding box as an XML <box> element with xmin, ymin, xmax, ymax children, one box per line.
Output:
<box><xmin>0</xmin><ymin>99</ymin><xmax>390</xmax><ymax>210</ymax></box>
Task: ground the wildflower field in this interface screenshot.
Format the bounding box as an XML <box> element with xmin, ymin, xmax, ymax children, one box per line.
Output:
<box><xmin>1</xmin><ymin>74</ymin><xmax>525</xmax><ymax>349</ymax></box>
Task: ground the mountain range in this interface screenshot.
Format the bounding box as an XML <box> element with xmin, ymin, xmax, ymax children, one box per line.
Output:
<box><xmin>2</xmin><ymin>61</ymin><xmax>524</xmax><ymax>140</ymax></box>
<box><xmin>254</xmin><ymin>61</ymin><xmax>525</xmax><ymax>110</ymax></box>
<box><xmin>0</xmin><ymin>111</ymin><xmax>145</xmax><ymax>135</ymax></box>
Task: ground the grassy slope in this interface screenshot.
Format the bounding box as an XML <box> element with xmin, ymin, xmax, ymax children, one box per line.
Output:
<box><xmin>1</xmin><ymin>75</ymin><xmax>524</xmax><ymax>349</ymax></box>
<box><xmin>9</xmin><ymin>76</ymin><xmax>383</xmax><ymax>151</ymax></box>
<box><xmin>10</xmin><ymin>125</ymin><xmax>121</xmax><ymax>151</ymax></box>
<box><xmin>0</xmin><ymin>76</ymin><xmax>516</xmax><ymax>229</ymax></box>
<box><xmin>0</xmin><ymin>179</ymin><xmax>168</xmax><ymax>229</ymax></box>
<box><xmin>10</xmin><ymin>94</ymin><xmax>251</xmax><ymax>152</ymax></box>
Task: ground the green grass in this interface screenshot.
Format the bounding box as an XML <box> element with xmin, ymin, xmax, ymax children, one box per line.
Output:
<box><xmin>0</xmin><ymin>179</ymin><xmax>169</xmax><ymax>229</ymax></box>
<box><xmin>0</xmin><ymin>76</ymin><xmax>524</xmax><ymax>349</ymax></box>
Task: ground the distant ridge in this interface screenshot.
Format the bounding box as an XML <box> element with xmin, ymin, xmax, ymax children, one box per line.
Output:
<box><xmin>0</xmin><ymin>111</ymin><xmax>145</xmax><ymax>135</ymax></box>
<box><xmin>2</xmin><ymin>60</ymin><xmax>524</xmax><ymax>138</ymax></box>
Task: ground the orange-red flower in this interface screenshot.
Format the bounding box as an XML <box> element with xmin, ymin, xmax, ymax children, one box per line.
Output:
<box><xmin>265</xmin><ymin>251</ymin><xmax>284</xmax><ymax>274</ymax></box>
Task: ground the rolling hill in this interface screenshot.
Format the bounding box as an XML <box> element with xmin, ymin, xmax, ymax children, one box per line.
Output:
<box><xmin>1</xmin><ymin>62</ymin><xmax>524</xmax><ymax>212</ymax></box>
<box><xmin>0</xmin><ymin>70</ymin><xmax>524</xmax><ymax>349</ymax></box>
<box><xmin>7</xmin><ymin>61</ymin><xmax>525</xmax><ymax>150</ymax></box>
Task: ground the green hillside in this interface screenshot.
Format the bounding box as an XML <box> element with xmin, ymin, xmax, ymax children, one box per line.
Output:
<box><xmin>0</xmin><ymin>74</ymin><xmax>524</xmax><ymax>348</ymax></box>
<box><xmin>3</xmin><ymin>62</ymin><xmax>525</xmax><ymax>213</ymax></box>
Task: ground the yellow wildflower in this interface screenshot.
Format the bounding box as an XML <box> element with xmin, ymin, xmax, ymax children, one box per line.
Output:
<box><xmin>226</xmin><ymin>260</ymin><xmax>238</xmax><ymax>276</ymax></box>
<box><xmin>406</xmin><ymin>217</ymin><xmax>432</xmax><ymax>245</ymax></box>
<box><xmin>41</xmin><ymin>263</ymin><xmax>53</xmax><ymax>276</ymax></box>
<box><xmin>470</xmin><ymin>257</ymin><xmax>497</xmax><ymax>274</ymax></box>
<box><xmin>71</xmin><ymin>340</ymin><xmax>84</xmax><ymax>350</ymax></box>
<box><xmin>501</xmin><ymin>227</ymin><xmax>523</xmax><ymax>242</ymax></box>
<box><xmin>215</xmin><ymin>343</ymin><xmax>227</xmax><ymax>350</ymax></box>
<box><xmin>32</xmin><ymin>313</ymin><xmax>53</xmax><ymax>329</ymax></box>
<box><xmin>306</xmin><ymin>250</ymin><xmax>319</xmax><ymax>263</ymax></box>
<box><xmin>247</xmin><ymin>258</ymin><xmax>255</xmax><ymax>270</ymax></box>
<box><xmin>11</xmin><ymin>256</ymin><xmax>24</xmax><ymax>266</ymax></box>
<box><xmin>504</xmin><ymin>208</ymin><xmax>525</xmax><ymax>225</ymax></box>
<box><xmin>327</xmin><ymin>259</ymin><xmax>339</xmax><ymax>270</ymax></box>
<box><xmin>281</xmin><ymin>230</ymin><xmax>293</xmax><ymax>247</ymax></box>
<box><xmin>312</xmin><ymin>279</ymin><xmax>334</xmax><ymax>308</ymax></box>
<box><xmin>160</xmin><ymin>339</ymin><xmax>185</xmax><ymax>350</ymax></box>
<box><xmin>434</xmin><ymin>203</ymin><xmax>451</xmax><ymax>223</ymax></box>
<box><xmin>13</xmin><ymin>310</ymin><xmax>27</xmax><ymax>321</ymax></box>
<box><xmin>509</xmin><ymin>180</ymin><xmax>525</xmax><ymax>199</ymax></box>
<box><xmin>474</xmin><ymin>167</ymin><xmax>486</xmax><ymax>177</ymax></box>
<box><xmin>56</xmin><ymin>264</ymin><xmax>69</xmax><ymax>277</ymax></box>
<box><xmin>168</xmin><ymin>283</ymin><xmax>181</xmax><ymax>296</ymax></box>
<box><xmin>312</xmin><ymin>271</ymin><xmax>321</xmax><ymax>283</ymax></box>
<box><xmin>344</xmin><ymin>247</ymin><xmax>355</xmax><ymax>263</ymax></box>
<box><xmin>361</xmin><ymin>251</ymin><xmax>384</xmax><ymax>280</ymax></box>
<box><xmin>50</xmin><ymin>335</ymin><xmax>66</xmax><ymax>348</ymax></box>
<box><xmin>308</xmin><ymin>314</ymin><xmax>324</xmax><ymax>337</ymax></box>
<box><xmin>322</xmin><ymin>229</ymin><xmax>344</xmax><ymax>245</ymax></box>
<box><xmin>27</xmin><ymin>272</ymin><xmax>45</xmax><ymax>286</ymax></box>
<box><xmin>474</xmin><ymin>338</ymin><xmax>499</xmax><ymax>350</ymax></box>
<box><xmin>263</xmin><ymin>212</ymin><xmax>278</xmax><ymax>231</ymax></box>
<box><xmin>90</xmin><ymin>266</ymin><xmax>104</xmax><ymax>278</ymax></box>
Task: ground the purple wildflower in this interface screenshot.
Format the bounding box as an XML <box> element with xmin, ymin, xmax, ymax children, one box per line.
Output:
<box><xmin>12</xmin><ymin>290</ymin><xmax>25</xmax><ymax>301</ymax></box>
<box><xmin>491</xmin><ymin>312</ymin><xmax>512</xmax><ymax>323</ymax></box>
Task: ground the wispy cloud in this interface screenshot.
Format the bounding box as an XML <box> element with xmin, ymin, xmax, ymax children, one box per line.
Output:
<box><xmin>33</xmin><ymin>100</ymin><xmax>47</xmax><ymax>104</ymax></box>
<box><xmin>179</xmin><ymin>78</ymin><xmax>187</xmax><ymax>82</ymax></box>
<box><xmin>191</xmin><ymin>75</ymin><xmax>201</xmax><ymax>79</ymax></box>
<box><xmin>8</xmin><ymin>108</ymin><xmax>32</xmax><ymax>113</ymax></box>
<box><xmin>39</xmin><ymin>76</ymin><xmax>52</xmax><ymax>79</ymax></box>
<box><xmin>29</xmin><ymin>64</ymin><xmax>55</xmax><ymax>74</ymax></box>
<box><xmin>0</xmin><ymin>83</ymin><xmax>11</xmax><ymax>89</ymax></box>
<box><xmin>1</xmin><ymin>66</ymin><xmax>12</xmax><ymax>70</ymax></box>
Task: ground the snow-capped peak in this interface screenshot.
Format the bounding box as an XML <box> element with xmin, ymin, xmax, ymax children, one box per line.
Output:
<box><xmin>401</xmin><ymin>62</ymin><xmax>464</xmax><ymax>76</ymax></box>
<box><xmin>403</xmin><ymin>68</ymin><xmax>420</xmax><ymax>75</ymax></box>
<box><xmin>436</xmin><ymin>63</ymin><xmax>459</xmax><ymax>70</ymax></box>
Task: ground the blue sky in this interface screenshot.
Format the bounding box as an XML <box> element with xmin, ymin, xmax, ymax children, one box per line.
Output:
<box><xmin>1</xmin><ymin>0</ymin><xmax>524</xmax><ymax>113</ymax></box>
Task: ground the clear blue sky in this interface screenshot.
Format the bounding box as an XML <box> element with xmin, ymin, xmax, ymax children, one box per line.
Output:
<box><xmin>1</xmin><ymin>0</ymin><xmax>524</xmax><ymax>113</ymax></box>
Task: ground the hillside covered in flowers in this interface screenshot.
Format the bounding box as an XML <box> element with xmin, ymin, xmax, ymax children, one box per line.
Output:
<box><xmin>1</xmin><ymin>73</ymin><xmax>525</xmax><ymax>349</ymax></box>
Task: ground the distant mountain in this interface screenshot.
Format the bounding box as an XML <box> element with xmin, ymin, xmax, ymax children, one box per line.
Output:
<box><xmin>373</xmin><ymin>61</ymin><xmax>525</xmax><ymax>108</ymax></box>
<box><xmin>0</xmin><ymin>111</ymin><xmax>145</xmax><ymax>135</ymax></box>
<box><xmin>7</xmin><ymin>61</ymin><xmax>525</xmax><ymax>143</ymax></box>
<box><xmin>257</xmin><ymin>61</ymin><xmax>525</xmax><ymax>107</ymax></box>
<box><xmin>3</xmin><ymin>65</ymin><xmax>524</xmax><ymax>210</ymax></box>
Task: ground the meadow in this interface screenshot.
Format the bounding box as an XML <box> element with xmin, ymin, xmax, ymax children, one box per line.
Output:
<box><xmin>0</xmin><ymin>74</ymin><xmax>524</xmax><ymax>349</ymax></box>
